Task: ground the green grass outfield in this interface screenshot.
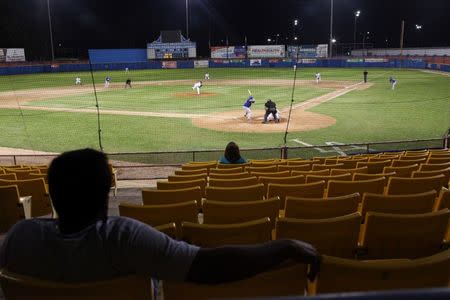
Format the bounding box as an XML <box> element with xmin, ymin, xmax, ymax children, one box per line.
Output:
<box><xmin>0</xmin><ymin>67</ymin><xmax>448</xmax><ymax>154</ymax></box>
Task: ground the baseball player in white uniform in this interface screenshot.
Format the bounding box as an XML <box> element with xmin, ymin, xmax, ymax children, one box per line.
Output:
<box><xmin>105</xmin><ymin>76</ymin><xmax>111</xmax><ymax>88</ymax></box>
<box><xmin>192</xmin><ymin>81</ymin><xmax>203</xmax><ymax>95</ymax></box>
<box><xmin>389</xmin><ymin>76</ymin><xmax>397</xmax><ymax>90</ymax></box>
<box><xmin>75</xmin><ymin>77</ymin><xmax>82</xmax><ymax>85</ymax></box>
<box><xmin>315</xmin><ymin>73</ymin><xmax>321</xmax><ymax>84</ymax></box>
<box><xmin>204</xmin><ymin>73</ymin><xmax>210</xmax><ymax>80</ymax></box>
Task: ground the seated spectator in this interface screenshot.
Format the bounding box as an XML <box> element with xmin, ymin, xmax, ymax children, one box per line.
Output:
<box><xmin>219</xmin><ymin>142</ymin><xmax>248</xmax><ymax>164</ymax></box>
<box><xmin>0</xmin><ymin>148</ymin><xmax>320</xmax><ymax>284</ymax></box>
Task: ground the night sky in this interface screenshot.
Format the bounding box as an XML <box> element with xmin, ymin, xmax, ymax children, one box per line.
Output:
<box><xmin>2</xmin><ymin>0</ymin><xmax>450</xmax><ymax>60</ymax></box>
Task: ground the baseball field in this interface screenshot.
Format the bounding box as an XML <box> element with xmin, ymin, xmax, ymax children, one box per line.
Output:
<box><xmin>0</xmin><ymin>67</ymin><xmax>448</xmax><ymax>154</ymax></box>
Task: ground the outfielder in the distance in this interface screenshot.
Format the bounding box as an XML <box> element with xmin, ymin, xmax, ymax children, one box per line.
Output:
<box><xmin>75</xmin><ymin>76</ymin><xmax>82</xmax><ymax>85</ymax></box>
<box><xmin>242</xmin><ymin>92</ymin><xmax>256</xmax><ymax>120</ymax></box>
<box><xmin>192</xmin><ymin>81</ymin><xmax>203</xmax><ymax>95</ymax></box>
<box><xmin>315</xmin><ymin>72</ymin><xmax>321</xmax><ymax>84</ymax></box>
<box><xmin>389</xmin><ymin>76</ymin><xmax>397</xmax><ymax>90</ymax></box>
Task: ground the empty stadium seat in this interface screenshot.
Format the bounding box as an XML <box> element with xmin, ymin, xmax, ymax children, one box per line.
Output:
<box><xmin>306</xmin><ymin>173</ymin><xmax>352</xmax><ymax>185</ymax></box>
<box><xmin>284</xmin><ymin>193</ymin><xmax>361</xmax><ymax>219</ymax></box>
<box><xmin>356</xmin><ymin>161</ymin><xmax>392</xmax><ymax>174</ymax></box>
<box><xmin>157</xmin><ymin>179</ymin><xmax>207</xmax><ymax>197</ymax></box>
<box><xmin>352</xmin><ymin>172</ymin><xmax>396</xmax><ymax>186</ymax></box>
<box><xmin>386</xmin><ymin>175</ymin><xmax>446</xmax><ymax>195</ymax></box>
<box><xmin>312</xmin><ymin>163</ymin><xmax>345</xmax><ymax>171</ymax></box>
<box><xmin>391</xmin><ymin>158</ymin><xmax>427</xmax><ymax>167</ymax></box>
<box><xmin>0</xmin><ymin>185</ymin><xmax>22</xmax><ymax>233</ymax></box>
<box><xmin>276</xmin><ymin>213</ymin><xmax>361</xmax><ymax>258</ymax></box>
<box><xmin>205</xmin><ymin>184</ymin><xmax>265</xmax><ymax>202</ymax></box>
<box><xmin>412</xmin><ymin>167</ymin><xmax>450</xmax><ymax>187</ymax></box>
<box><xmin>167</xmin><ymin>173</ymin><xmax>207</xmax><ymax>182</ymax></box>
<box><xmin>258</xmin><ymin>175</ymin><xmax>305</xmax><ymax>196</ymax></box>
<box><xmin>419</xmin><ymin>162</ymin><xmax>450</xmax><ymax>171</ymax></box>
<box><xmin>277</xmin><ymin>164</ymin><xmax>311</xmax><ymax>172</ymax></box>
<box><xmin>434</xmin><ymin>187</ymin><xmax>450</xmax><ymax>211</ymax></box>
<box><xmin>174</xmin><ymin>168</ymin><xmax>208</xmax><ymax>176</ymax></box>
<box><xmin>246</xmin><ymin>165</ymin><xmax>278</xmax><ymax>173</ymax></box>
<box><xmin>383</xmin><ymin>164</ymin><xmax>419</xmax><ymax>178</ymax></box>
<box><xmin>250</xmin><ymin>171</ymin><xmax>290</xmax><ymax>178</ymax></box>
<box><xmin>208</xmin><ymin>172</ymin><xmax>252</xmax><ymax>179</ymax></box>
<box><xmin>326</xmin><ymin>177</ymin><xmax>385</xmax><ymax>198</ymax></box>
<box><xmin>210</xmin><ymin>167</ymin><xmax>245</xmax><ymax>173</ymax></box>
<box><xmin>208</xmin><ymin>177</ymin><xmax>258</xmax><ymax>188</ymax></box>
<box><xmin>154</xmin><ymin>222</ymin><xmax>177</xmax><ymax>239</ymax></box>
<box><xmin>267</xmin><ymin>181</ymin><xmax>326</xmax><ymax>209</ymax></box>
<box><xmin>330</xmin><ymin>166</ymin><xmax>368</xmax><ymax>175</ymax></box>
<box><xmin>141</xmin><ymin>187</ymin><xmax>202</xmax><ymax>209</ymax></box>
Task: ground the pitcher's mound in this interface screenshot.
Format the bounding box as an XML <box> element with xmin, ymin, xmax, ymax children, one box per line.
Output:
<box><xmin>175</xmin><ymin>92</ymin><xmax>218</xmax><ymax>98</ymax></box>
<box><xmin>192</xmin><ymin>109</ymin><xmax>336</xmax><ymax>133</ymax></box>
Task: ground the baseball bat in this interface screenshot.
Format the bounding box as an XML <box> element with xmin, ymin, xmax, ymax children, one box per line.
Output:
<box><xmin>248</xmin><ymin>89</ymin><xmax>252</xmax><ymax>96</ymax></box>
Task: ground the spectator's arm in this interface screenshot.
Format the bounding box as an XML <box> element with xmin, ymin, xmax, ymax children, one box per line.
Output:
<box><xmin>186</xmin><ymin>239</ymin><xmax>321</xmax><ymax>284</ymax></box>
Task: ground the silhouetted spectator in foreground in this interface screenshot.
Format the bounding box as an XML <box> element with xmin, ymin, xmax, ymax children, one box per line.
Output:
<box><xmin>0</xmin><ymin>148</ymin><xmax>320</xmax><ymax>284</ymax></box>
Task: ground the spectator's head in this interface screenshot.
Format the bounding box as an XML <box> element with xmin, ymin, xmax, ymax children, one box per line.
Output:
<box><xmin>48</xmin><ymin>148</ymin><xmax>111</xmax><ymax>234</ymax></box>
<box><xmin>224</xmin><ymin>141</ymin><xmax>242</xmax><ymax>163</ymax></box>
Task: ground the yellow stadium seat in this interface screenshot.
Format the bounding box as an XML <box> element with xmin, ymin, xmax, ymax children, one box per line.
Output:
<box><xmin>356</xmin><ymin>160</ymin><xmax>392</xmax><ymax>174</ymax></box>
<box><xmin>310</xmin><ymin>250</ymin><xmax>450</xmax><ymax>294</ymax></box>
<box><xmin>399</xmin><ymin>154</ymin><xmax>429</xmax><ymax>160</ymax></box>
<box><xmin>0</xmin><ymin>179</ymin><xmax>51</xmax><ymax>218</ymax></box>
<box><xmin>216</xmin><ymin>162</ymin><xmax>250</xmax><ymax>170</ymax></box>
<box><xmin>360</xmin><ymin>191</ymin><xmax>437</xmax><ymax>220</ymax></box>
<box><xmin>258</xmin><ymin>175</ymin><xmax>305</xmax><ymax>196</ymax></box>
<box><xmin>284</xmin><ymin>193</ymin><xmax>360</xmax><ymax>219</ymax></box>
<box><xmin>118</xmin><ymin>201</ymin><xmax>198</xmax><ymax>238</ymax></box>
<box><xmin>383</xmin><ymin>164</ymin><xmax>419</xmax><ymax>178</ymax></box>
<box><xmin>412</xmin><ymin>167</ymin><xmax>450</xmax><ymax>187</ymax></box>
<box><xmin>154</xmin><ymin>222</ymin><xmax>177</xmax><ymax>239</ymax></box>
<box><xmin>182</xmin><ymin>162</ymin><xmax>217</xmax><ymax>172</ymax></box>
<box><xmin>167</xmin><ymin>173</ymin><xmax>207</xmax><ymax>182</ymax></box>
<box><xmin>359</xmin><ymin>209</ymin><xmax>450</xmax><ymax>259</ymax></box>
<box><xmin>267</xmin><ymin>181</ymin><xmax>326</xmax><ymax>209</ymax></box>
<box><xmin>313</xmin><ymin>156</ymin><xmax>338</xmax><ymax>164</ymax></box>
<box><xmin>157</xmin><ymin>179</ymin><xmax>207</xmax><ymax>197</ymax></box>
<box><xmin>276</xmin><ymin>213</ymin><xmax>361</xmax><ymax>258</ymax></box>
<box><xmin>163</xmin><ymin>262</ymin><xmax>307</xmax><ymax>300</ymax></box>
<box><xmin>0</xmin><ymin>269</ymin><xmax>152</xmax><ymax>300</ymax></box>
<box><xmin>205</xmin><ymin>184</ymin><xmax>265</xmax><ymax>202</ymax></box>
<box><xmin>141</xmin><ymin>187</ymin><xmax>202</xmax><ymax>209</ymax></box>
<box><xmin>246</xmin><ymin>165</ymin><xmax>278</xmax><ymax>173</ymax></box>
<box><xmin>250</xmin><ymin>161</ymin><xmax>277</xmax><ymax>167</ymax></box>
<box><xmin>203</xmin><ymin>197</ymin><xmax>280</xmax><ymax>228</ymax></box>
<box><xmin>208</xmin><ymin>172</ymin><xmax>253</xmax><ymax>180</ymax></box>
<box><xmin>368</xmin><ymin>157</ymin><xmax>394</xmax><ymax>163</ymax></box>
<box><xmin>174</xmin><ymin>168</ymin><xmax>208</xmax><ymax>176</ymax></box>
<box><xmin>181</xmin><ymin>218</ymin><xmax>272</xmax><ymax>247</ymax></box>
<box><xmin>386</xmin><ymin>175</ymin><xmax>446</xmax><ymax>195</ymax></box>
<box><xmin>312</xmin><ymin>163</ymin><xmax>345</xmax><ymax>171</ymax></box>
<box><xmin>391</xmin><ymin>158</ymin><xmax>427</xmax><ymax>167</ymax></box>
<box><xmin>0</xmin><ymin>173</ymin><xmax>17</xmax><ymax>180</ymax></box>
<box><xmin>306</xmin><ymin>173</ymin><xmax>352</xmax><ymax>185</ymax></box>
<box><xmin>330</xmin><ymin>166</ymin><xmax>368</xmax><ymax>175</ymax></box>
<box><xmin>210</xmin><ymin>167</ymin><xmax>245</xmax><ymax>173</ymax></box>
<box><xmin>427</xmin><ymin>157</ymin><xmax>450</xmax><ymax>164</ymax></box>
<box><xmin>0</xmin><ymin>185</ymin><xmax>22</xmax><ymax>233</ymax></box>
<box><xmin>419</xmin><ymin>162</ymin><xmax>450</xmax><ymax>171</ymax></box>
<box><xmin>278</xmin><ymin>164</ymin><xmax>311</xmax><ymax>172</ymax></box>
<box><xmin>434</xmin><ymin>187</ymin><xmax>450</xmax><ymax>211</ymax></box>
<box><xmin>208</xmin><ymin>177</ymin><xmax>259</xmax><ymax>188</ymax></box>
<box><xmin>250</xmin><ymin>171</ymin><xmax>290</xmax><ymax>178</ymax></box>
<box><xmin>3</xmin><ymin>169</ymin><xmax>35</xmax><ymax>180</ymax></box>
<box><xmin>291</xmin><ymin>169</ymin><xmax>329</xmax><ymax>177</ymax></box>
<box><xmin>326</xmin><ymin>177</ymin><xmax>385</xmax><ymax>198</ymax></box>
<box><xmin>352</xmin><ymin>172</ymin><xmax>396</xmax><ymax>186</ymax></box>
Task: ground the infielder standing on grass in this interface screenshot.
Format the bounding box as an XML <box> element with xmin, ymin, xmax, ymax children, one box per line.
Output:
<box><xmin>75</xmin><ymin>76</ymin><xmax>82</xmax><ymax>85</ymax></box>
<box><xmin>389</xmin><ymin>76</ymin><xmax>397</xmax><ymax>90</ymax></box>
<box><xmin>242</xmin><ymin>94</ymin><xmax>256</xmax><ymax>120</ymax></box>
<box><xmin>192</xmin><ymin>80</ymin><xmax>203</xmax><ymax>95</ymax></box>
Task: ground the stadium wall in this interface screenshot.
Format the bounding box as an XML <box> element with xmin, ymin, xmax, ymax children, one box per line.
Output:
<box><xmin>0</xmin><ymin>58</ymin><xmax>444</xmax><ymax>76</ymax></box>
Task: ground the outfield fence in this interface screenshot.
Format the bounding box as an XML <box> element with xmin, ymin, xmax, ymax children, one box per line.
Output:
<box><xmin>0</xmin><ymin>137</ymin><xmax>448</xmax><ymax>180</ymax></box>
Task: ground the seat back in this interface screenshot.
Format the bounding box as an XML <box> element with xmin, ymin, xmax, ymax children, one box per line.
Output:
<box><xmin>0</xmin><ymin>179</ymin><xmax>51</xmax><ymax>217</ymax></box>
<box><xmin>383</xmin><ymin>164</ymin><xmax>419</xmax><ymax>178</ymax></box>
<box><xmin>203</xmin><ymin>198</ymin><xmax>280</xmax><ymax>228</ymax></box>
<box><xmin>205</xmin><ymin>184</ymin><xmax>265</xmax><ymax>202</ymax></box>
<box><xmin>258</xmin><ymin>175</ymin><xmax>305</xmax><ymax>196</ymax></box>
<box><xmin>4</xmin><ymin>169</ymin><xmax>34</xmax><ymax>180</ymax></box>
<box><xmin>306</xmin><ymin>173</ymin><xmax>352</xmax><ymax>185</ymax></box>
<box><xmin>167</xmin><ymin>173</ymin><xmax>207</xmax><ymax>182</ymax></box>
<box><xmin>311</xmin><ymin>250</ymin><xmax>450</xmax><ymax>294</ymax></box>
<box><xmin>312</xmin><ymin>163</ymin><xmax>345</xmax><ymax>171</ymax></box>
<box><xmin>250</xmin><ymin>171</ymin><xmax>290</xmax><ymax>178</ymax></box>
<box><xmin>141</xmin><ymin>187</ymin><xmax>202</xmax><ymax>208</ymax></box>
<box><xmin>427</xmin><ymin>157</ymin><xmax>450</xmax><ymax>164</ymax></box>
<box><xmin>291</xmin><ymin>169</ymin><xmax>329</xmax><ymax>177</ymax></box>
<box><xmin>157</xmin><ymin>179</ymin><xmax>207</xmax><ymax>197</ymax></box>
<box><xmin>181</xmin><ymin>218</ymin><xmax>272</xmax><ymax>247</ymax></box>
<box><xmin>246</xmin><ymin>165</ymin><xmax>278</xmax><ymax>173</ymax></box>
<box><xmin>435</xmin><ymin>187</ymin><xmax>450</xmax><ymax>211</ymax></box>
<box><xmin>118</xmin><ymin>201</ymin><xmax>198</xmax><ymax>237</ymax></box>
<box><xmin>360</xmin><ymin>209</ymin><xmax>450</xmax><ymax>259</ymax></box>
<box><xmin>419</xmin><ymin>162</ymin><xmax>450</xmax><ymax>171</ymax></box>
<box><xmin>174</xmin><ymin>168</ymin><xmax>208</xmax><ymax>176</ymax></box>
<box><xmin>154</xmin><ymin>223</ymin><xmax>177</xmax><ymax>239</ymax></box>
<box><xmin>412</xmin><ymin>167</ymin><xmax>450</xmax><ymax>187</ymax></box>
<box><xmin>0</xmin><ymin>185</ymin><xmax>21</xmax><ymax>233</ymax></box>
<box><xmin>391</xmin><ymin>158</ymin><xmax>427</xmax><ymax>167</ymax></box>
<box><xmin>163</xmin><ymin>262</ymin><xmax>307</xmax><ymax>300</ymax></box>
<box><xmin>386</xmin><ymin>175</ymin><xmax>446</xmax><ymax>195</ymax></box>
<box><xmin>352</xmin><ymin>172</ymin><xmax>396</xmax><ymax>186</ymax></box>
<box><xmin>276</xmin><ymin>213</ymin><xmax>361</xmax><ymax>258</ymax></box>
<box><xmin>330</xmin><ymin>166</ymin><xmax>368</xmax><ymax>175</ymax></box>
<box><xmin>182</xmin><ymin>162</ymin><xmax>217</xmax><ymax>172</ymax></box>
<box><xmin>210</xmin><ymin>166</ymin><xmax>245</xmax><ymax>173</ymax></box>
<box><xmin>267</xmin><ymin>181</ymin><xmax>326</xmax><ymax>209</ymax></box>
<box><xmin>284</xmin><ymin>193</ymin><xmax>360</xmax><ymax>219</ymax></box>
<box><xmin>208</xmin><ymin>177</ymin><xmax>258</xmax><ymax>188</ymax></box>
<box><xmin>208</xmin><ymin>172</ymin><xmax>252</xmax><ymax>179</ymax></box>
<box><xmin>216</xmin><ymin>163</ymin><xmax>249</xmax><ymax>170</ymax></box>
<box><xmin>360</xmin><ymin>191</ymin><xmax>436</xmax><ymax>220</ymax></box>
<box><xmin>0</xmin><ymin>173</ymin><xmax>17</xmax><ymax>180</ymax></box>
<box><xmin>326</xmin><ymin>177</ymin><xmax>385</xmax><ymax>198</ymax></box>
<box><xmin>278</xmin><ymin>164</ymin><xmax>311</xmax><ymax>172</ymax></box>
<box><xmin>0</xmin><ymin>270</ymin><xmax>152</xmax><ymax>300</ymax></box>
<box><xmin>356</xmin><ymin>161</ymin><xmax>391</xmax><ymax>174</ymax></box>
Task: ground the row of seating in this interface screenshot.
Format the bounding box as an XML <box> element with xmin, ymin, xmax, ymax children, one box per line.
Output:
<box><xmin>2</xmin><ymin>248</ymin><xmax>449</xmax><ymax>299</ymax></box>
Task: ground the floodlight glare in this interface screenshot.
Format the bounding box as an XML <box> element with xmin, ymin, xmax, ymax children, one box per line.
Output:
<box><xmin>267</xmin><ymin>38</ymin><xmax>272</xmax><ymax>42</ymax></box>
<box><xmin>294</xmin><ymin>19</ymin><xmax>299</xmax><ymax>26</ymax></box>
<box><xmin>415</xmin><ymin>24</ymin><xmax>423</xmax><ymax>30</ymax></box>
<box><xmin>355</xmin><ymin>10</ymin><xmax>361</xmax><ymax>17</ymax></box>
<box><xmin>294</xmin><ymin>36</ymin><xmax>298</xmax><ymax>40</ymax></box>
<box><xmin>332</xmin><ymin>38</ymin><xmax>337</xmax><ymax>43</ymax></box>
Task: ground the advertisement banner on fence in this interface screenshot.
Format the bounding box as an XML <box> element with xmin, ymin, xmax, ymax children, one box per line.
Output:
<box><xmin>194</xmin><ymin>60</ymin><xmax>209</xmax><ymax>68</ymax></box>
<box><xmin>0</xmin><ymin>49</ymin><xmax>6</xmax><ymax>62</ymax></box>
<box><xmin>301</xmin><ymin>59</ymin><xmax>317</xmax><ymax>64</ymax></box>
<box><xmin>287</xmin><ymin>44</ymin><xmax>328</xmax><ymax>58</ymax></box>
<box><xmin>250</xmin><ymin>59</ymin><xmax>262</xmax><ymax>66</ymax></box>
<box><xmin>364</xmin><ymin>58</ymin><xmax>388</xmax><ymax>63</ymax></box>
<box><xmin>211</xmin><ymin>46</ymin><xmax>246</xmax><ymax>58</ymax></box>
<box><xmin>5</xmin><ymin>48</ymin><xmax>26</xmax><ymax>62</ymax></box>
<box><xmin>162</xmin><ymin>61</ymin><xmax>177</xmax><ymax>69</ymax></box>
<box><xmin>247</xmin><ymin>45</ymin><xmax>285</xmax><ymax>58</ymax></box>
<box><xmin>347</xmin><ymin>58</ymin><xmax>364</xmax><ymax>63</ymax></box>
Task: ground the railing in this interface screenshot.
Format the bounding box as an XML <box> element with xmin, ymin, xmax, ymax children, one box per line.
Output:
<box><xmin>0</xmin><ymin>137</ymin><xmax>448</xmax><ymax>180</ymax></box>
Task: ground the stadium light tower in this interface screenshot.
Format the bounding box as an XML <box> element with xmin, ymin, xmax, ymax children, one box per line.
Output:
<box><xmin>46</xmin><ymin>0</ymin><xmax>55</xmax><ymax>61</ymax></box>
<box><xmin>329</xmin><ymin>0</ymin><xmax>334</xmax><ymax>58</ymax></box>
<box><xmin>353</xmin><ymin>10</ymin><xmax>361</xmax><ymax>50</ymax></box>
<box><xmin>185</xmin><ymin>0</ymin><xmax>189</xmax><ymax>39</ymax></box>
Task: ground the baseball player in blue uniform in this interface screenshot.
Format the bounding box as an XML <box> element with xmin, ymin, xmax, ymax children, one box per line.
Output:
<box><xmin>242</xmin><ymin>95</ymin><xmax>256</xmax><ymax>120</ymax></box>
<box><xmin>389</xmin><ymin>76</ymin><xmax>397</xmax><ymax>90</ymax></box>
<box><xmin>105</xmin><ymin>76</ymin><xmax>111</xmax><ymax>88</ymax></box>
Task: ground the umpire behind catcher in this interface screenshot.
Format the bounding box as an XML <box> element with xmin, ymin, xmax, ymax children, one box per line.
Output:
<box><xmin>262</xmin><ymin>99</ymin><xmax>280</xmax><ymax>123</ymax></box>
